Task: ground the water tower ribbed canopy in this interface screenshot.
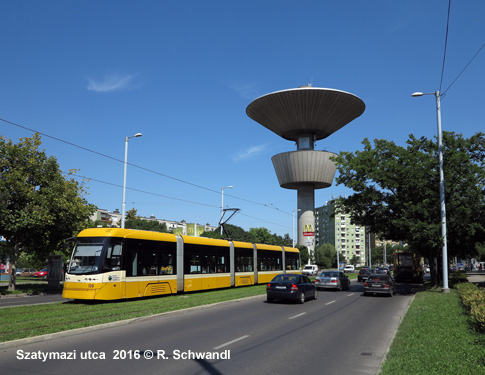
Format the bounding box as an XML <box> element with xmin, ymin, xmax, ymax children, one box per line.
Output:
<box><xmin>246</xmin><ymin>87</ymin><xmax>365</xmax><ymax>141</ymax></box>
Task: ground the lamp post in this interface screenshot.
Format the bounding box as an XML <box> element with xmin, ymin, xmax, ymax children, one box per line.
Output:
<box><xmin>292</xmin><ymin>209</ymin><xmax>301</xmax><ymax>247</ymax></box>
<box><xmin>121</xmin><ymin>133</ymin><xmax>143</xmax><ymax>229</ymax></box>
<box><xmin>220</xmin><ymin>186</ymin><xmax>233</xmax><ymax>235</ymax></box>
<box><xmin>412</xmin><ymin>91</ymin><xmax>449</xmax><ymax>293</ymax></box>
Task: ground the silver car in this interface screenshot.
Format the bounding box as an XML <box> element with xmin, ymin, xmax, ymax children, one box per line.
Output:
<box><xmin>315</xmin><ymin>271</ymin><xmax>350</xmax><ymax>291</ymax></box>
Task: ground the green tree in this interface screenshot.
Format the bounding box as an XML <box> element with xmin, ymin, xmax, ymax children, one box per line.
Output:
<box><xmin>208</xmin><ymin>224</ymin><xmax>250</xmax><ymax>241</ymax></box>
<box><xmin>349</xmin><ymin>254</ymin><xmax>359</xmax><ymax>267</ymax></box>
<box><xmin>248</xmin><ymin>227</ymin><xmax>273</xmax><ymax>244</ymax></box>
<box><xmin>125</xmin><ymin>218</ymin><xmax>168</xmax><ymax>232</ymax></box>
<box><xmin>280</xmin><ymin>233</ymin><xmax>293</xmax><ymax>247</ymax></box>
<box><xmin>201</xmin><ymin>230</ymin><xmax>223</xmax><ymax>240</ymax></box>
<box><xmin>124</xmin><ymin>208</ymin><xmax>138</xmax><ymax>223</ymax></box>
<box><xmin>298</xmin><ymin>245</ymin><xmax>310</xmax><ymax>266</ymax></box>
<box><xmin>333</xmin><ymin>132</ymin><xmax>485</xmax><ymax>287</ymax></box>
<box><xmin>372</xmin><ymin>243</ymin><xmax>404</xmax><ymax>267</ymax></box>
<box><xmin>314</xmin><ymin>243</ymin><xmax>336</xmax><ymax>269</ymax></box>
<box><xmin>123</xmin><ymin>209</ymin><xmax>167</xmax><ymax>232</ymax></box>
<box><xmin>0</xmin><ymin>134</ymin><xmax>95</xmax><ymax>290</ymax></box>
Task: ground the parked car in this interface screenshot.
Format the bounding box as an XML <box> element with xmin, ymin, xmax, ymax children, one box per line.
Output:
<box><xmin>364</xmin><ymin>274</ymin><xmax>395</xmax><ymax>297</ymax></box>
<box><xmin>16</xmin><ymin>268</ymin><xmax>23</xmax><ymax>276</ymax></box>
<box><xmin>357</xmin><ymin>268</ymin><xmax>374</xmax><ymax>282</ymax></box>
<box><xmin>20</xmin><ymin>268</ymin><xmax>37</xmax><ymax>277</ymax></box>
<box><xmin>315</xmin><ymin>271</ymin><xmax>350</xmax><ymax>291</ymax></box>
<box><xmin>343</xmin><ymin>265</ymin><xmax>355</xmax><ymax>273</ymax></box>
<box><xmin>33</xmin><ymin>268</ymin><xmax>48</xmax><ymax>278</ymax></box>
<box><xmin>302</xmin><ymin>264</ymin><xmax>319</xmax><ymax>276</ymax></box>
<box><xmin>266</xmin><ymin>274</ymin><xmax>317</xmax><ymax>304</ymax></box>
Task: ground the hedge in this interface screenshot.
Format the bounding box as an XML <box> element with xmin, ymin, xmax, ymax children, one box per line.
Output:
<box><xmin>455</xmin><ymin>282</ymin><xmax>485</xmax><ymax>332</ymax></box>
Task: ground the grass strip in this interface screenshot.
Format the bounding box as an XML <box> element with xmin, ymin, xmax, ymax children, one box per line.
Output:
<box><xmin>380</xmin><ymin>288</ymin><xmax>485</xmax><ymax>375</ymax></box>
<box><xmin>0</xmin><ymin>284</ymin><xmax>267</xmax><ymax>342</ymax></box>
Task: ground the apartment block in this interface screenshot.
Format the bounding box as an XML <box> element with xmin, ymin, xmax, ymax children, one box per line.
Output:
<box><xmin>315</xmin><ymin>201</ymin><xmax>366</xmax><ymax>267</ymax></box>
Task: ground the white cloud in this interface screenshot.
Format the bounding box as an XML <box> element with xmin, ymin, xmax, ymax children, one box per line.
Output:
<box><xmin>233</xmin><ymin>144</ymin><xmax>268</xmax><ymax>161</ymax></box>
<box><xmin>87</xmin><ymin>72</ymin><xmax>138</xmax><ymax>92</ymax></box>
<box><xmin>226</xmin><ymin>81</ymin><xmax>261</xmax><ymax>100</ymax></box>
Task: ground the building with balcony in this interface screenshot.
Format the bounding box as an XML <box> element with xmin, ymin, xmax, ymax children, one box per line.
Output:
<box><xmin>315</xmin><ymin>201</ymin><xmax>366</xmax><ymax>267</ymax></box>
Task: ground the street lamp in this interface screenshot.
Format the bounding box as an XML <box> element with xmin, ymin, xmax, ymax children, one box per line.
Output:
<box><xmin>412</xmin><ymin>91</ymin><xmax>449</xmax><ymax>292</ymax></box>
<box><xmin>292</xmin><ymin>209</ymin><xmax>301</xmax><ymax>248</ymax></box>
<box><xmin>121</xmin><ymin>132</ymin><xmax>143</xmax><ymax>229</ymax></box>
<box><xmin>220</xmin><ymin>186</ymin><xmax>233</xmax><ymax>235</ymax></box>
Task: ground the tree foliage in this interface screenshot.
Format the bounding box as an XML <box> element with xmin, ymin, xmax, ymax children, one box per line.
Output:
<box><xmin>201</xmin><ymin>224</ymin><xmax>292</xmax><ymax>247</ymax></box>
<box><xmin>333</xmin><ymin>132</ymin><xmax>485</xmax><ymax>284</ymax></box>
<box><xmin>0</xmin><ymin>134</ymin><xmax>96</xmax><ymax>290</ymax></box>
<box><xmin>314</xmin><ymin>243</ymin><xmax>336</xmax><ymax>269</ymax></box>
<box><xmin>298</xmin><ymin>245</ymin><xmax>310</xmax><ymax>265</ymax></box>
<box><xmin>371</xmin><ymin>243</ymin><xmax>406</xmax><ymax>267</ymax></box>
<box><xmin>126</xmin><ymin>218</ymin><xmax>168</xmax><ymax>232</ymax></box>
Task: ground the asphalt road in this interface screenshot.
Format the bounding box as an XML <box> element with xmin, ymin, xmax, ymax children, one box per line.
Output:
<box><xmin>0</xmin><ymin>282</ymin><xmax>415</xmax><ymax>375</ymax></box>
<box><xmin>0</xmin><ymin>293</ymin><xmax>64</xmax><ymax>308</ymax></box>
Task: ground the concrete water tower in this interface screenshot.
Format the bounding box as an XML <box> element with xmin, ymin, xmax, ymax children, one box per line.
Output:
<box><xmin>246</xmin><ymin>86</ymin><xmax>365</xmax><ymax>255</ymax></box>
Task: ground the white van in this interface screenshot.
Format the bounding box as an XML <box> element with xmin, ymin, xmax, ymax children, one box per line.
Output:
<box><xmin>343</xmin><ymin>265</ymin><xmax>355</xmax><ymax>273</ymax></box>
<box><xmin>302</xmin><ymin>264</ymin><xmax>319</xmax><ymax>276</ymax></box>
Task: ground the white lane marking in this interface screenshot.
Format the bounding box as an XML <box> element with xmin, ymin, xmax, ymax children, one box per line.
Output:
<box><xmin>347</xmin><ymin>293</ymin><xmax>355</xmax><ymax>296</ymax></box>
<box><xmin>325</xmin><ymin>301</ymin><xmax>336</xmax><ymax>305</ymax></box>
<box><xmin>214</xmin><ymin>335</ymin><xmax>250</xmax><ymax>350</ymax></box>
<box><xmin>289</xmin><ymin>312</ymin><xmax>306</xmax><ymax>320</ymax></box>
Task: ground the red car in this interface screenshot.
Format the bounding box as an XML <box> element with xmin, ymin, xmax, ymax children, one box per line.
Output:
<box><xmin>33</xmin><ymin>268</ymin><xmax>48</xmax><ymax>278</ymax></box>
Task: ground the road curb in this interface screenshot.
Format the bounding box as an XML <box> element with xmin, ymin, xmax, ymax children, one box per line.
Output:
<box><xmin>377</xmin><ymin>293</ymin><xmax>416</xmax><ymax>373</ymax></box>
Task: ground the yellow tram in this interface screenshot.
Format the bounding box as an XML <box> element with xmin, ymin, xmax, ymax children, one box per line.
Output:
<box><xmin>62</xmin><ymin>228</ymin><xmax>300</xmax><ymax>300</ymax></box>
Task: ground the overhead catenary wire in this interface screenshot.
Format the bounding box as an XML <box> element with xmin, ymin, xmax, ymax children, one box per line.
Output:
<box><xmin>67</xmin><ymin>171</ymin><xmax>292</xmax><ymax>230</ymax></box>
<box><xmin>438</xmin><ymin>0</ymin><xmax>485</xmax><ymax>99</ymax></box>
<box><xmin>439</xmin><ymin>0</ymin><xmax>452</xmax><ymax>94</ymax></box>
<box><xmin>1</xmin><ymin>117</ymin><xmax>288</xmax><ymax>211</ymax></box>
<box><xmin>0</xmin><ymin>116</ymin><xmax>292</xmax><ymax>216</ymax></box>
<box><xmin>441</xmin><ymin>40</ymin><xmax>485</xmax><ymax>98</ymax></box>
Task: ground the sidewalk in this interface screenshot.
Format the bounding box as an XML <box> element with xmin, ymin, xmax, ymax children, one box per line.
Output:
<box><xmin>466</xmin><ymin>272</ymin><xmax>485</xmax><ymax>288</ymax></box>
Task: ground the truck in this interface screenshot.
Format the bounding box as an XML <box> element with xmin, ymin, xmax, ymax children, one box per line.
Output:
<box><xmin>393</xmin><ymin>251</ymin><xmax>424</xmax><ymax>283</ymax></box>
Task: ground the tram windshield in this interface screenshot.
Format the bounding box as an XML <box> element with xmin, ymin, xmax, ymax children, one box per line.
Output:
<box><xmin>68</xmin><ymin>237</ymin><xmax>106</xmax><ymax>275</ymax></box>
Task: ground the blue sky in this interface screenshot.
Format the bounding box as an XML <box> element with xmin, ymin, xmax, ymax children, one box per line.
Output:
<box><xmin>1</xmin><ymin>1</ymin><xmax>484</xmax><ymax>237</ymax></box>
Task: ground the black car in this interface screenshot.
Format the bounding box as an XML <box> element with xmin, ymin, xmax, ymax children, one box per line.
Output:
<box><xmin>364</xmin><ymin>274</ymin><xmax>396</xmax><ymax>297</ymax></box>
<box><xmin>266</xmin><ymin>274</ymin><xmax>317</xmax><ymax>304</ymax></box>
<box><xmin>357</xmin><ymin>268</ymin><xmax>374</xmax><ymax>282</ymax></box>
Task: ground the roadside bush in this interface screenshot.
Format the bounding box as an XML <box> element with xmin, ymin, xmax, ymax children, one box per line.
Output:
<box><xmin>456</xmin><ymin>282</ymin><xmax>485</xmax><ymax>332</ymax></box>
<box><xmin>450</xmin><ymin>270</ymin><xmax>468</xmax><ymax>285</ymax></box>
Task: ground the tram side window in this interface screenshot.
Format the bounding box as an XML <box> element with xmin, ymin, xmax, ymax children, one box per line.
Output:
<box><xmin>184</xmin><ymin>243</ymin><xmax>229</xmax><ymax>274</ymax></box>
<box><xmin>235</xmin><ymin>248</ymin><xmax>253</xmax><ymax>272</ymax></box>
<box><xmin>126</xmin><ymin>250</ymin><xmax>152</xmax><ymax>276</ymax></box>
<box><xmin>185</xmin><ymin>245</ymin><xmax>201</xmax><ymax>274</ymax></box>
<box><xmin>285</xmin><ymin>252</ymin><xmax>300</xmax><ymax>270</ymax></box>
<box><xmin>159</xmin><ymin>252</ymin><xmax>174</xmax><ymax>275</ymax></box>
<box><xmin>258</xmin><ymin>250</ymin><xmax>282</xmax><ymax>271</ymax></box>
<box><xmin>125</xmin><ymin>239</ymin><xmax>176</xmax><ymax>276</ymax></box>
